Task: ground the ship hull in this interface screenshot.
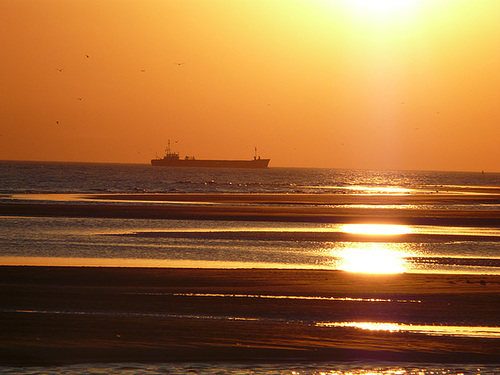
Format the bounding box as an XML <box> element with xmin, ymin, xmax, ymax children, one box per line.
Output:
<box><xmin>151</xmin><ymin>158</ymin><xmax>270</xmax><ymax>168</ymax></box>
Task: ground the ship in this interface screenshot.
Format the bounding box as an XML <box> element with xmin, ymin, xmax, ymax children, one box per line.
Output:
<box><xmin>151</xmin><ymin>141</ymin><xmax>270</xmax><ymax>168</ymax></box>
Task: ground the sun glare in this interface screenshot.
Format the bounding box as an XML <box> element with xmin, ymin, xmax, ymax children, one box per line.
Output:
<box><xmin>338</xmin><ymin>244</ymin><xmax>407</xmax><ymax>273</ymax></box>
<box><xmin>349</xmin><ymin>0</ymin><xmax>418</xmax><ymax>15</ymax></box>
<box><xmin>342</xmin><ymin>224</ymin><xmax>413</xmax><ymax>235</ymax></box>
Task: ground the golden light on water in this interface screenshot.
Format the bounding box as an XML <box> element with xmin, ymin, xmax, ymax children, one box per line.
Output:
<box><xmin>344</xmin><ymin>186</ymin><xmax>414</xmax><ymax>194</ymax></box>
<box><xmin>338</xmin><ymin>244</ymin><xmax>407</xmax><ymax>274</ymax></box>
<box><xmin>322</xmin><ymin>321</ymin><xmax>401</xmax><ymax>332</ymax></box>
<box><xmin>317</xmin><ymin>322</ymin><xmax>500</xmax><ymax>338</ymax></box>
<box><xmin>342</xmin><ymin>224</ymin><xmax>413</xmax><ymax>235</ymax></box>
<box><xmin>333</xmin><ymin>225</ymin><xmax>412</xmax><ymax>273</ymax></box>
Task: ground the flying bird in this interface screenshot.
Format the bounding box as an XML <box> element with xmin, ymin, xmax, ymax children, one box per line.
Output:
<box><xmin>56</xmin><ymin>68</ymin><xmax>64</xmax><ymax>72</ymax></box>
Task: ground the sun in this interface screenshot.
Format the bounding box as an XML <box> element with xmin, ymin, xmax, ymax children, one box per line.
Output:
<box><xmin>344</xmin><ymin>0</ymin><xmax>421</xmax><ymax>21</ymax></box>
<box><xmin>350</xmin><ymin>0</ymin><xmax>418</xmax><ymax>14</ymax></box>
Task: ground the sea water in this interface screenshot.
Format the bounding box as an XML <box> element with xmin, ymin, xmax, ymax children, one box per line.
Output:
<box><xmin>1</xmin><ymin>216</ymin><xmax>500</xmax><ymax>273</ymax></box>
<box><xmin>1</xmin><ymin>160</ymin><xmax>499</xmax><ymax>195</ymax></box>
<box><xmin>1</xmin><ymin>161</ymin><xmax>499</xmax><ymax>374</ymax></box>
<box><xmin>1</xmin><ymin>161</ymin><xmax>499</xmax><ymax>274</ymax></box>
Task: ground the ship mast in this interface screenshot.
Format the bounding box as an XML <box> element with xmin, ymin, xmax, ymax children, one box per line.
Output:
<box><xmin>166</xmin><ymin>139</ymin><xmax>171</xmax><ymax>155</ymax></box>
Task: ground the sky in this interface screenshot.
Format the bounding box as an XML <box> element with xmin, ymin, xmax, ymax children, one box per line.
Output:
<box><xmin>1</xmin><ymin>0</ymin><xmax>499</xmax><ymax>172</ymax></box>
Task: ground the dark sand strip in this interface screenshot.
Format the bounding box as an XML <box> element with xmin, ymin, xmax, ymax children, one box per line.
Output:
<box><xmin>1</xmin><ymin>267</ymin><xmax>499</xmax><ymax>365</ymax></box>
<box><xmin>3</xmin><ymin>192</ymin><xmax>500</xmax><ymax>225</ymax></box>
<box><xmin>1</xmin><ymin>201</ymin><xmax>499</xmax><ymax>226</ymax></box>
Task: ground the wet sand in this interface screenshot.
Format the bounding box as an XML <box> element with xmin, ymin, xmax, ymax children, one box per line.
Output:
<box><xmin>1</xmin><ymin>192</ymin><xmax>500</xmax><ymax>226</ymax></box>
<box><xmin>1</xmin><ymin>266</ymin><xmax>499</xmax><ymax>365</ymax></box>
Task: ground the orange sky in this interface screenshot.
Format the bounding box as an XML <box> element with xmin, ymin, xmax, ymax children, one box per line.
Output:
<box><xmin>1</xmin><ymin>0</ymin><xmax>499</xmax><ymax>172</ymax></box>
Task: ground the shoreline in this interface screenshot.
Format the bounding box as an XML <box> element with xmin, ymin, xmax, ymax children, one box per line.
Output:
<box><xmin>1</xmin><ymin>266</ymin><xmax>499</xmax><ymax>365</ymax></box>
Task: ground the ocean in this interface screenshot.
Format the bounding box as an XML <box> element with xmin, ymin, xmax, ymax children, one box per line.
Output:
<box><xmin>2</xmin><ymin>160</ymin><xmax>499</xmax><ymax>195</ymax></box>
<box><xmin>0</xmin><ymin>161</ymin><xmax>499</xmax><ymax>374</ymax></box>
<box><xmin>1</xmin><ymin>161</ymin><xmax>499</xmax><ymax>274</ymax></box>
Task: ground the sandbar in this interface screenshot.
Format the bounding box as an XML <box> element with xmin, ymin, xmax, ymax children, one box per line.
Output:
<box><xmin>1</xmin><ymin>266</ymin><xmax>499</xmax><ymax>365</ymax></box>
<box><xmin>1</xmin><ymin>192</ymin><xmax>500</xmax><ymax>226</ymax></box>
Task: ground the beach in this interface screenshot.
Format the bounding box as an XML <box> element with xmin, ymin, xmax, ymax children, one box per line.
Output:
<box><xmin>1</xmin><ymin>166</ymin><xmax>499</xmax><ymax>370</ymax></box>
<box><xmin>1</xmin><ymin>266</ymin><xmax>499</xmax><ymax>365</ymax></box>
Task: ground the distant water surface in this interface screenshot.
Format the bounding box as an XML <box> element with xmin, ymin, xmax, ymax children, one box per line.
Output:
<box><xmin>1</xmin><ymin>160</ymin><xmax>499</xmax><ymax>195</ymax></box>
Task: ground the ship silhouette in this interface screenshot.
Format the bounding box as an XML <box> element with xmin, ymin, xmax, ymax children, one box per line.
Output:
<box><xmin>151</xmin><ymin>141</ymin><xmax>270</xmax><ymax>168</ymax></box>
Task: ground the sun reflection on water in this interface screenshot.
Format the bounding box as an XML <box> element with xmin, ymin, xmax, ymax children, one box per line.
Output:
<box><xmin>341</xmin><ymin>224</ymin><xmax>413</xmax><ymax>235</ymax></box>
<box><xmin>344</xmin><ymin>186</ymin><xmax>414</xmax><ymax>194</ymax></box>
<box><xmin>317</xmin><ymin>322</ymin><xmax>500</xmax><ymax>338</ymax></box>
<box><xmin>335</xmin><ymin>225</ymin><xmax>412</xmax><ymax>273</ymax></box>
<box><xmin>337</xmin><ymin>244</ymin><xmax>407</xmax><ymax>274</ymax></box>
